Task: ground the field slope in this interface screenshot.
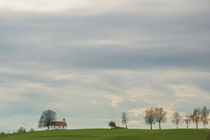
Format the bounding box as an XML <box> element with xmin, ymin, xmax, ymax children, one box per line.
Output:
<box><xmin>0</xmin><ymin>129</ymin><xmax>209</xmax><ymax>140</ymax></box>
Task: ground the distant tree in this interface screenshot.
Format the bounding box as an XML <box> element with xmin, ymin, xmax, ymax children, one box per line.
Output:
<box><xmin>30</xmin><ymin>128</ymin><xmax>35</xmax><ymax>132</ymax></box>
<box><xmin>201</xmin><ymin>106</ymin><xmax>209</xmax><ymax>128</ymax></box>
<box><xmin>172</xmin><ymin>112</ymin><xmax>182</xmax><ymax>128</ymax></box>
<box><xmin>154</xmin><ymin>106</ymin><xmax>167</xmax><ymax>130</ymax></box>
<box><xmin>38</xmin><ymin>110</ymin><xmax>56</xmax><ymax>130</ymax></box>
<box><xmin>144</xmin><ymin>107</ymin><xmax>156</xmax><ymax>130</ymax></box>
<box><xmin>108</xmin><ymin>121</ymin><xmax>116</xmax><ymax>129</ymax></box>
<box><xmin>183</xmin><ymin>115</ymin><xmax>192</xmax><ymax>129</ymax></box>
<box><xmin>191</xmin><ymin>108</ymin><xmax>201</xmax><ymax>129</ymax></box>
<box><xmin>17</xmin><ymin>127</ymin><xmax>26</xmax><ymax>133</ymax></box>
<box><xmin>121</xmin><ymin>112</ymin><xmax>129</xmax><ymax>129</ymax></box>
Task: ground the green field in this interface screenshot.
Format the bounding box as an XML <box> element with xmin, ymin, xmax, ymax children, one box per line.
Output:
<box><xmin>0</xmin><ymin>129</ymin><xmax>209</xmax><ymax>140</ymax></box>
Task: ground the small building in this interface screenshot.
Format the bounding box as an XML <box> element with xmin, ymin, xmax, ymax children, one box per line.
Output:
<box><xmin>50</xmin><ymin>121</ymin><xmax>67</xmax><ymax>129</ymax></box>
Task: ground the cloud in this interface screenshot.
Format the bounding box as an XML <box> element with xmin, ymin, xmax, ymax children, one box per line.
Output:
<box><xmin>128</xmin><ymin>108</ymin><xmax>145</xmax><ymax>117</ymax></box>
<box><xmin>0</xmin><ymin>0</ymin><xmax>92</xmax><ymax>13</ymax></box>
<box><xmin>102</xmin><ymin>94</ymin><xmax>123</xmax><ymax>108</ymax></box>
<box><xmin>1</xmin><ymin>66</ymin><xmax>210</xmax><ymax>131</ymax></box>
<box><xmin>128</xmin><ymin>120</ymin><xmax>141</xmax><ymax>126</ymax></box>
<box><xmin>0</xmin><ymin>114</ymin><xmax>40</xmax><ymax>132</ymax></box>
<box><xmin>0</xmin><ymin>0</ymin><xmax>209</xmax><ymax>17</ymax></box>
<box><xmin>0</xmin><ymin>7</ymin><xmax>209</xmax><ymax>70</ymax></box>
<box><xmin>88</xmin><ymin>99</ymin><xmax>98</xmax><ymax>104</ymax></box>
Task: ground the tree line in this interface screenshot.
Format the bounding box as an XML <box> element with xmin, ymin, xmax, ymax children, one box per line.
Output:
<box><xmin>1</xmin><ymin>106</ymin><xmax>210</xmax><ymax>134</ymax></box>
<box><xmin>108</xmin><ymin>106</ymin><xmax>210</xmax><ymax>130</ymax></box>
<box><xmin>144</xmin><ymin>106</ymin><xmax>209</xmax><ymax>130</ymax></box>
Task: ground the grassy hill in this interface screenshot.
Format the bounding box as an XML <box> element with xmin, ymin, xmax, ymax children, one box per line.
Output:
<box><xmin>0</xmin><ymin>129</ymin><xmax>209</xmax><ymax>140</ymax></box>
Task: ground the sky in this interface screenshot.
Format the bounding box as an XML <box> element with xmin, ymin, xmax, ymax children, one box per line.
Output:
<box><xmin>0</xmin><ymin>0</ymin><xmax>210</xmax><ymax>132</ymax></box>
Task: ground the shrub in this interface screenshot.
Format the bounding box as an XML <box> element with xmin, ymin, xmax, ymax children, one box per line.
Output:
<box><xmin>108</xmin><ymin>121</ymin><xmax>116</xmax><ymax>129</ymax></box>
<box><xmin>115</xmin><ymin>126</ymin><xmax>126</xmax><ymax>129</ymax></box>
<box><xmin>17</xmin><ymin>127</ymin><xmax>26</xmax><ymax>133</ymax></box>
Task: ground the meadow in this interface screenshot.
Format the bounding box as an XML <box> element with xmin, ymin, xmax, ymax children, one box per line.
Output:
<box><xmin>0</xmin><ymin>129</ymin><xmax>209</xmax><ymax>140</ymax></box>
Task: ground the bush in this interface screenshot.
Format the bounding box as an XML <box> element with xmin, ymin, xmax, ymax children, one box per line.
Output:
<box><xmin>108</xmin><ymin>121</ymin><xmax>117</xmax><ymax>129</ymax></box>
<box><xmin>115</xmin><ymin>126</ymin><xmax>126</xmax><ymax>129</ymax></box>
<box><xmin>17</xmin><ymin>127</ymin><xmax>26</xmax><ymax>133</ymax></box>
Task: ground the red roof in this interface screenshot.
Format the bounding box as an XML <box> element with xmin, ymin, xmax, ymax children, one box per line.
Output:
<box><xmin>51</xmin><ymin>121</ymin><xmax>67</xmax><ymax>126</ymax></box>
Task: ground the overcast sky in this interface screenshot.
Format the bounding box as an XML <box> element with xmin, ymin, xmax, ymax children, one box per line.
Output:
<box><xmin>0</xmin><ymin>0</ymin><xmax>210</xmax><ymax>132</ymax></box>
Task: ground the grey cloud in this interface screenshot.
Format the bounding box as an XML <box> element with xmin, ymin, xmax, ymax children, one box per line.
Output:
<box><xmin>0</xmin><ymin>12</ymin><xmax>210</xmax><ymax>70</ymax></box>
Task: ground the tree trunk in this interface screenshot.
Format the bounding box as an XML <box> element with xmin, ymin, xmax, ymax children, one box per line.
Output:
<box><xmin>159</xmin><ymin>122</ymin><xmax>161</xmax><ymax>130</ymax></box>
<box><xmin>187</xmin><ymin>123</ymin><xmax>188</xmax><ymax>129</ymax></box>
<box><xmin>196</xmin><ymin>122</ymin><xmax>198</xmax><ymax>129</ymax></box>
<box><xmin>150</xmin><ymin>123</ymin><xmax>152</xmax><ymax>130</ymax></box>
<box><xmin>126</xmin><ymin>123</ymin><xmax>128</xmax><ymax>129</ymax></box>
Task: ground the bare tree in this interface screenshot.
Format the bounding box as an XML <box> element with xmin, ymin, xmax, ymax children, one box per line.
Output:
<box><xmin>121</xmin><ymin>112</ymin><xmax>129</xmax><ymax>129</ymax></box>
<box><xmin>144</xmin><ymin>107</ymin><xmax>156</xmax><ymax>130</ymax></box>
<box><xmin>183</xmin><ymin>115</ymin><xmax>192</xmax><ymax>129</ymax></box>
<box><xmin>108</xmin><ymin>121</ymin><xmax>116</xmax><ymax>129</ymax></box>
<box><xmin>154</xmin><ymin>106</ymin><xmax>167</xmax><ymax>130</ymax></box>
<box><xmin>191</xmin><ymin>108</ymin><xmax>201</xmax><ymax>129</ymax></box>
<box><xmin>38</xmin><ymin>110</ymin><xmax>56</xmax><ymax>130</ymax></box>
<box><xmin>172</xmin><ymin>112</ymin><xmax>182</xmax><ymax>128</ymax></box>
<box><xmin>30</xmin><ymin>128</ymin><xmax>35</xmax><ymax>132</ymax></box>
<box><xmin>201</xmin><ymin>106</ymin><xmax>209</xmax><ymax>128</ymax></box>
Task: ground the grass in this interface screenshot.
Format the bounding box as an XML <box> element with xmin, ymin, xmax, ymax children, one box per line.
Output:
<box><xmin>0</xmin><ymin>129</ymin><xmax>209</xmax><ymax>140</ymax></box>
